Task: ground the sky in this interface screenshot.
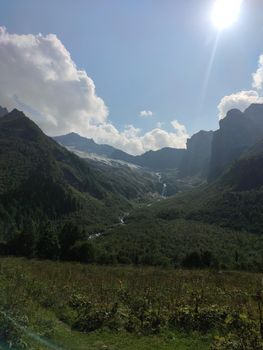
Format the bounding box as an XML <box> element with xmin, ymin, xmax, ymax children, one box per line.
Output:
<box><xmin>1</xmin><ymin>0</ymin><xmax>263</xmax><ymax>154</ymax></box>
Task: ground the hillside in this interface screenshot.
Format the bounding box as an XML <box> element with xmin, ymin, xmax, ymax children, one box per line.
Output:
<box><xmin>208</xmin><ymin>104</ymin><xmax>263</xmax><ymax>181</ymax></box>
<box><xmin>2</xmin><ymin>105</ymin><xmax>263</xmax><ymax>268</ymax></box>
<box><xmin>180</xmin><ymin>130</ymin><xmax>213</xmax><ymax>178</ymax></box>
<box><xmin>144</xmin><ymin>137</ymin><xmax>263</xmax><ymax>235</ymax></box>
<box><xmin>0</xmin><ymin>109</ymin><xmax>129</xmax><ymax>238</ymax></box>
<box><xmin>89</xmin><ymin>134</ymin><xmax>263</xmax><ymax>268</ymax></box>
<box><xmin>77</xmin><ymin>155</ymin><xmax>174</xmax><ymax>199</ymax></box>
<box><xmin>54</xmin><ymin>132</ymin><xmax>137</xmax><ymax>164</ymax></box>
<box><xmin>0</xmin><ymin>106</ymin><xmax>8</xmax><ymax>117</ymax></box>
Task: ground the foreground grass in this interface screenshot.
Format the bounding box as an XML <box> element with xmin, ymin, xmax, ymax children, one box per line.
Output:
<box><xmin>0</xmin><ymin>257</ymin><xmax>262</xmax><ymax>349</ymax></box>
<box><xmin>54</xmin><ymin>326</ymin><xmax>211</xmax><ymax>350</ymax></box>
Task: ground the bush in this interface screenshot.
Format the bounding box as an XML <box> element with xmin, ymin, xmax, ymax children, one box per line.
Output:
<box><xmin>211</xmin><ymin>313</ymin><xmax>263</xmax><ymax>350</ymax></box>
<box><xmin>37</xmin><ymin>225</ymin><xmax>60</xmax><ymax>260</ymax></box>
<box><xmin>182</xmin><ymin>251</ymin><xmax>216</xmax><ymax>269</ymax></box>
<box><xmin>169</xmin><ymin>306</ymin><xmax>228</xmax><ymax>333</ymax></box>
<box><xmin>59</xmin><ymin>222</ymin><xmax>85</xmax><ymax>260</ymax></box>
<box><xmin>69</xmin><ymin>241</ymin><xmax>96</xmax><ymax>263</ymax></box>
<box><xmin>182</xmin><ymin>252</ymin><xmax>202</xmax><ymax>269</ymax></box>
<box><xmin>69</xmin><ymin>294</ymin><xmax>119</xmax><ymax>332</ymax></box>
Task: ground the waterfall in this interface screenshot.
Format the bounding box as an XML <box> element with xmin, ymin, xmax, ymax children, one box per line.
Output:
<box><xmin>161</xmin><ymin>183</ymin><xmax>167</xmax><ymax>197</ymax></box>
<box><xmin>156</xmin><ymin>172</ymin><xmax>167</xmax><ymax>198</ymax></box>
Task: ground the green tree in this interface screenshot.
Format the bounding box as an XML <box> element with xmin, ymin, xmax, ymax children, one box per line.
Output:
<box><xmin>37</xmin><ymin>223</ymin><xmax>60</xmax><ymax>260</ymax></box>
<box><xmin>182</xmin><ymin>252</ymin><xmax>202</xmax><ymax>269</ymax></box>
<box><xmin>8</xmin><ymin>219</ymin><xmax>38</xmax><ymax>257</ymax></box>
<box><xmin>59</xmin><ymin>222</ymin><xmax>85</xmax><ymax>260</ymax></box>
<box><xmin>201</xmin><ymin>251</ymin><xmax>213</xmax><ymax>267</ymax></box>
<box><xmin>69</xmin><ymin>241</ymin><xmax>96</xmax><ymax>263</ymax></box>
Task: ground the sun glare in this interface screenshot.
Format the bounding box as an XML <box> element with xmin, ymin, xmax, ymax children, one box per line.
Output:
<box><xmin>212</xmin><ymin>0</ymin><xmax>243</xmax><ymax>30</ymax></box>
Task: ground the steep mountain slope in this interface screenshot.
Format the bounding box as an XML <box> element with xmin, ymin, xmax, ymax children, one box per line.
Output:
<box><xmin>150</xmin><ymin>137</ymin><xmax>263</xmax><ymax>234</ymax></box>
<box><xmin>208</xmin><ymin>104</ymin><xmax>263</xmax><ymax>181</ymax></box>
<box><xmin>135</xmin><ymin>147</ymin><xmax>185</xmax><ymax>170</ymax></box>
<box><xmin>72</xmin><ymin>150</ymin><xmax>174</xmax><ymax>199</ymax></box>
<box><xmin>180</xmin><ymin>130</ymin><xmax>213</xmax><ymax>178</ymax></box>
<box><xmin>220</xmin><ymin>141</ymin><xmax>263</xmax><ymax>191</ymax></box>
<box><xmin>0</xmin><ymin>109</ymin><xmax>128</xmax><ymax>236</ymax></box>
<box><xmin>0</xmin><ymin>106</ymin><xmax>8</xmax><ymax>117</ymax></box>
<box><xmin>53</xmin><ymin>136</ymin><xmax>175</xmax><ymax>199</ymax></box>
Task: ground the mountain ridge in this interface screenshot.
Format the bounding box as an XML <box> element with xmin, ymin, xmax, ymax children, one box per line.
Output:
<box><xmin>208</xmin><ymin>103</ymin><xmax>263</xmax><ymax>181</ymax></box>
<box><xmin>54</xmin><ymin>130</ymin><xmax>214</xmax><ymax>177</ymax></box>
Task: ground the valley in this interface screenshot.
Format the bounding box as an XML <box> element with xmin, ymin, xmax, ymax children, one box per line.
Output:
<box><xmin>1</xmin><ymin>104</ymin><xmax>263</xmax><ymax>349</ymax></box>
<box><xmin>1</xmin><ymin>2</ymin><xmax>263</xmax><ymax>348</ymax></box>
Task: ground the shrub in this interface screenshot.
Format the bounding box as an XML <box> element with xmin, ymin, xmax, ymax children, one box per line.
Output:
<box><xmin>69</xmin><ymin>241</ymin><xmax>96</xmax><ymax>263</ymax></box>
<box><xmin>170</xmin><ymin>306</ymin><xmax>228</xmax><ymax>333</ymax></box>
<box><xmin>211</xmin><ymin>313</ymin><xmax>263</xmax><ymax>350</ymax></box>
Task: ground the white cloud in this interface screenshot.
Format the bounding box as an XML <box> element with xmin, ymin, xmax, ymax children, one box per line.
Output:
<box><xmin>84</xmin><ymin>120</ymin><xmax>188</xmax><ymax>155</ymax></box>
<box><xmin>218</xmin><ymin>90</ymin><xmax>263</xmax><ymax>119</ymax></box>
<box><xmin>218</xmin><ymin>54</ymin><xmax>263</xmax><ymax>119</ymax></box>
<box><xmin>0</xmin><ymin>27</ymin><xmax>188</xmax><ymax>155</ymax></box>
<box><xmin>142</xmin><ymin>120</ymin><xmax>188</xmax><ymax>150</ymax></box>
<box><xmin>139</xmin><ymin>110</ymin><xmax>153</xmax><ymax>117</ymax></box>
<box><xmin>0</xmin><ymin>26</ymin><xmax>108</xmax><ymax>134</ymax></box>
<box><xmin>252</xmin><ymin>54</ymin><xmax>263</xmax><ymax>90</ymax></box>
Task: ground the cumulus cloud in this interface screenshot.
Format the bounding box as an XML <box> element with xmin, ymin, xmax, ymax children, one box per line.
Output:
<box><xmin>139</xmin><ymin>110</ymin><xmax>153</xmax><ymax>117</ymax></box>
<box><xmin>218</xmin><ymin>90</ymin><xmax>263</xmax><ymax>119</ymax></box>
<box><xmin>218</xmin><ymin>55</ymin><xmax>263</xmax><ymax>119</ymax></box>
<box><xmin>252</xmin><ymin>54</ymin><xmax>263</xmax><ymax>90</ymax></box>
<box><xmin>0</xmin><ymin>26</ymin><xmax>108</xmax><ymax>133</ymax></box>
<box><xmin>141</xmin><ymin>120</ymin><xmax>188</xmax><ymax>150</ymax></box>
<box><xmin>84</xmin><ymin>120</ymin><xmax>188</xmax><ymax>155</ymax></box>
<box><xmin>0</xmin><ymin>27</ymin><xmax>188</xmax><ymax>155</ymax></box>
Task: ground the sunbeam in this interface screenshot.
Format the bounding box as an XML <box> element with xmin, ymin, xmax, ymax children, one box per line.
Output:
<box><xmin>198</xmin><ymin>32</ymin><xmax>221</xmax><ymax>114</ymax></box>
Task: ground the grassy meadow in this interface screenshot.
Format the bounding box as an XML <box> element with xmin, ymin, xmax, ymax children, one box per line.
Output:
<box><xmin>0</xmin><ymin>257</ymin><xmax>263</xmax><ymax>349</ymax></box>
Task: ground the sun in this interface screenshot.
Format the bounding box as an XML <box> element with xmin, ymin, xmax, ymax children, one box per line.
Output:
<box><xmin>211</xmin><ymin>0</ymin><xmax>243</xmax><ymax>30</ymax></box>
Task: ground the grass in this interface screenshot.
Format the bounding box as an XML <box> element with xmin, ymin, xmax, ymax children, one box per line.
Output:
<box><xmin>54</xmin><ymin>326</ymin><xmax>211</xmax><ymax>350</ymax></box>
<box><xmin>0</xmin><ymin>257</ymin><xmax>262</xmax><ymax>349</ymax></box>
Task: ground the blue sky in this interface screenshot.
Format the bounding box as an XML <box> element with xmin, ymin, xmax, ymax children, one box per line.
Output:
<box><xmin>1</xmin><ymin>0</ymin><xmax>263</xmax><ymax>153</ymax></box>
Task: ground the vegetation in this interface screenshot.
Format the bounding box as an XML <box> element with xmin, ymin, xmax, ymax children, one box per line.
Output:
<box><xmin>0</xmin><ymin>109</ymin><xmax>132</xmax><ymax>240</ymax></box>
<box><xmin>2</xmin><ymin>108</ymin><xmax>263</xmax><ymax>350</ymax></box>
<box><xmin>0</xmin><ymin>257</ymin><xmax>263</xmax><ymax>349</ymax></box>
<box><xmin>2</xmin><ymin>109</ymin><xmax>263</xmax><ymax>272</ymax></box>
<box><xmin>93</xmin><ymin>216</ymin><xmax>263</xmax><ymax>270</ymax></box>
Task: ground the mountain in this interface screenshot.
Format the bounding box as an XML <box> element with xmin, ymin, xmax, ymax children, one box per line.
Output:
<box><xmin>53</xmin><ymin>132</ymin><xmax>120</xmax><ymax>158</ymax></box>
<box><xmin>173</xmin><ymin>137</ymin><xmax>263</xmax><ymax>233</ymax></box>
<box><xmin>2</xmin><ymin>106</ymin><xmax>263</xmax><ymax>267</ymax></box>
<box><xmin>0</xmin><ymin>109</ymin><xmax>128</xmax><ymax>237</ymax></box>
<box><xmin>220</xmin><ymin>138</ymin><xmax>263</xmax><ymax>192</ymax></box>
<box><xmin>54</xmin><ymin>133</ymin><xmax>186</xmax><ymax>170</ymax></box>
<box><xmin>72</xmin><ymin>151</ymin><xmax>175</xmax><ymax>199</ymax></box>
<box><xmin>180</xmin><ymin>130</ymin><xmax>213</xmax><ymax>178</ymax></box>
<box><xmin>198</xmin><ymin>144</ymin><xmax>263</xmax><ymax>233</ymax></box>
<box><xmin>99</xmin><ymin>135</ymin><xmax>263</xmax><ymax>268</ymax></box>
<box><xmin>208</xmin><ymin>104</ymin><xmax>263</xmax><ymax>181</ymax></box>
<box><xmin>135</xmin><ymin>147</ymin><xmax>186</xmax><ymax>170</ymax></box>
<box><xmin>91</xmin><ymin>136</ymin><xmax>263</xmax><ymax>268</ymax></box>
<box><xmin>0</xmin><ymin>106</ymin><xmax>8</xmax><ymax>118</ymax></box>
<box><xmin>55</xmin><ymin>132</ymin><xmax>211</xmax><ymax>175</ymax></box>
